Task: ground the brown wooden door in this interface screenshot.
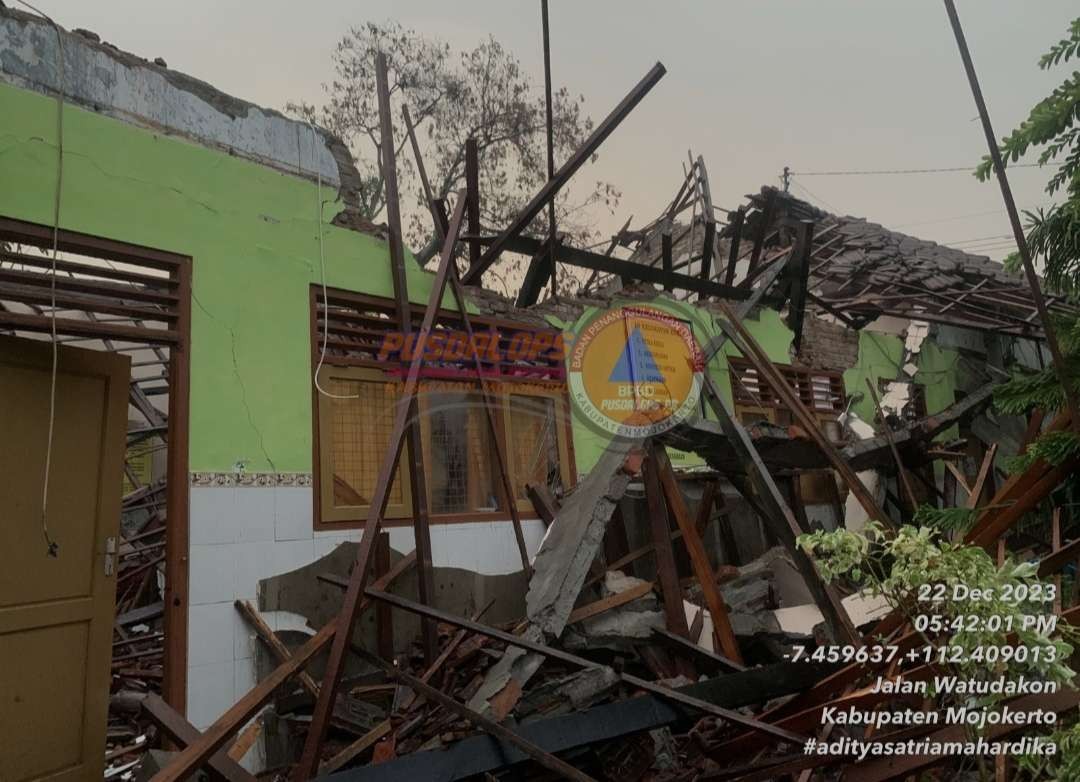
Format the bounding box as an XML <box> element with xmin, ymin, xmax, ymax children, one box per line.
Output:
<box><xmin>0</xmin><ymin>335</ymin><xmax>129</xmax><ymax>781</ymax></box>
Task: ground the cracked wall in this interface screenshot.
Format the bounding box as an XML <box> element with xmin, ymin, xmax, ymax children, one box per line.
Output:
<box><xmin>0</xmin><ymin>67</ymin><xmax>487</xmax><ymax>748</ymax></box>
<box><xmin>0</xmin><ymin>78</ymin><xmax>468</xmax><ymax>474</ymax></box>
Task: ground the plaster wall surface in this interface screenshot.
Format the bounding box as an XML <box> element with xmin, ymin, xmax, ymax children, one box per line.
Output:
<box><xmin>187</xmin><ymin>483</ymin><xmax>546</xmax><ymax>750</ymax></box>
<box><xmin>0</xmin><ymin>8</ymin><xmax>341</xmax><ymax>183</ymax></box>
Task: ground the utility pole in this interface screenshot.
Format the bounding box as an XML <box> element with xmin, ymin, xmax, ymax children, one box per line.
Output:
<box><xmin>781</xmin><ymin>165</ymin><xmax>791</xmax><ymax>192</ymax></box>
<box><xmin>943</xmin><ymin>0</ymin><xmax>1080</xmax><ymax>433</ymax></box>
<box><xmin>541</xmin><ymin>0</ymin><xmax>558</xmax><ymax>299</ymax></box>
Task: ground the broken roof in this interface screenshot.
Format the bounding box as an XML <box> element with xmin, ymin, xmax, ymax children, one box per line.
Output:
<box><xmin>743</xmin><ymin>185</ymin><xmax>1078</xmax><ymax>336</ymax></box>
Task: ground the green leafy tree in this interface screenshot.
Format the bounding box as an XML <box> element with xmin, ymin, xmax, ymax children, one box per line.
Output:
<box><xmin>974</xmin><ymin>16</ymin><xmax>1080</xmax><ymax>474</ymax></box>
<box><xmin>289</xmin><ymin>21</ymin><xmax>619</xmax><ymax>292</ymax></box>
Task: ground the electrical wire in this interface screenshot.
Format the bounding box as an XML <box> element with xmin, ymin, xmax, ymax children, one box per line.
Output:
<box><xmin>309</xmin><ymin>122</ymin><xmax>359</xmax><ymax>399</ymax></box>
<box><xmin>17</xmin><ymin>0</ymin><xmax>63</xmax><ymax>557</ymax></box>
<box><xmin>789</xmin><ymin>179</ymin><xmax>841</xmax><ymax>213</ymax></box>
<box><xmin>791</xmin><ymin>163</ymin><xmax>1041</xmax><ymax>177</ymax></box>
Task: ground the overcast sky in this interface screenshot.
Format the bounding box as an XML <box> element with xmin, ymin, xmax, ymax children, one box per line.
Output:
<box><xmin>38</xmin><ymin>0</ymin><xmax>1078</xmax><ymax>260</ymax></box>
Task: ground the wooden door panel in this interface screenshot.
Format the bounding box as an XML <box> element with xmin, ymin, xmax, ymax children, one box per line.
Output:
<box><xmin>0</xmin><ymin>335</ymin><xmax>129</xmax><ymax>782</ymax></box>
<box><xmin>0</xmin><ymin>365</ymin><xmax>105</xmax><ymax>607</ymax></box>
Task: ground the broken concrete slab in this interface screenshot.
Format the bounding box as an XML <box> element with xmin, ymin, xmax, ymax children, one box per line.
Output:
<box><xmin>258</xmin><ymin>541</ymin><xmax>529</xmax><ymax>660</ymax></box>
<box><xmin>468</xmin><ymin>437</ymin><xmax>639</xmax><ymax>715</ymax></box>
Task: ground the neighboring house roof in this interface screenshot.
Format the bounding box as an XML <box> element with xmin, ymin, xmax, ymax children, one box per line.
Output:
<box><xmin>742</xmin><ymin>186</ymin><xmax>1075</xmax><ymax>337</ymax></box>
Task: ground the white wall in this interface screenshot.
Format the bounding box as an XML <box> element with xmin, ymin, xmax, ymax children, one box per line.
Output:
<box><xmin>185</xmin><ymin>482</ymin><xmax>547</xmax><ymax>767</ymax></box>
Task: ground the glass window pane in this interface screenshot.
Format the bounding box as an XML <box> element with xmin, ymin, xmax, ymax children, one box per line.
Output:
<box><xmin>508</xmin><ymin>394</ymin><xmax>561</xmax><ymax>502</ymax></box>
<box><xmin>422</xmin><ymin>388</ymin><xmax>500</xmax><ymax>514</ymax></box>
<box><xmin>328</xmin><ymin>378</ymin><xmax>404</xmax><ymax>508</ymax></box>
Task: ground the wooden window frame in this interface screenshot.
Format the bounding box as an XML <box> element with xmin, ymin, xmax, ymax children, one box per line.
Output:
<box><xmin>0</xmin><ymin>216</ymin><xmax>191</xmax><ymax>714</ymax></box>
<box><xmin>728</xmin><ymin>356</ymin><xmax>847</xmax><ymax>440</ymax></box>
<box><xmin>316</xmin><ymin>365</ymin><xmax>414</xmax><ymax>525</ymax></box>
<box><xmin>502</xmin><ymin>384</ymin><xmax>577</xmax><ymax>515</ymax></box>
<box><xmin>311</xmin><ymin>286</ymin><xmax>576</xmax><ymax>530</ymax></box>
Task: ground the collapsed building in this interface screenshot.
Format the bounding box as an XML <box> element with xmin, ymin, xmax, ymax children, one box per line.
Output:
<box><xmin>1</xmin><ymin>5</ymin><xmax>1077</xmax><ymax>782</ymax></box>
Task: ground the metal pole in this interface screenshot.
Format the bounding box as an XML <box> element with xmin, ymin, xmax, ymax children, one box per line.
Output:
<box><xmin>541</xmin><ymin>0</ymin><xmax>558</xmax><ymax>298</ymax></box>
<box><xmin>943</xmin><ymin>0</ymin><xmax>1080</xmax><ymax>433</ymax></box>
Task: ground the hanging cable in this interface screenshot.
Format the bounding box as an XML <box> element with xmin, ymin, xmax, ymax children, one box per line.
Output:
<box><xmin>17</xmin><ymin>0</ymin><xmax>64</xmax><ymax>557</ymax></box>
<box><xmin>309</xmin><ymin>122</ymin><xmax>359</xmax><ymax>400</ymax></box>
<box><xmin>790</xmin><ymin>179</ymin><xmax>841</xmax><ymax>213</ymax></box>
<box><xmin>790</xmin><ymin>163</ymin><xmax>1040</xmax><ymax>177</ymax></box>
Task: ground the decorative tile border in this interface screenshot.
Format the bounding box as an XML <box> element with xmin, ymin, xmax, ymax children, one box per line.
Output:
<box><xmin>190</xmin><ymin>472</ymin><xmax>312</xmax><ymax>488</ymax></box>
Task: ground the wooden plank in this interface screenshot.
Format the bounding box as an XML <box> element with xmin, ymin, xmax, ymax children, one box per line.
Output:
<box><xmin>294</xmin><ymin>194</ymin><xmax>471</xmax><ymax>779</ymax></box>
<box><xmin>401</xmin><ymin>600</ymin><xmax>495</xmax><ymax>713</ymax></box>
<box><xmin>152</xmin><ymin>547</ymin><xmax>415</xmax><ymax>782</ymax></box>
<box><xmin>699</xmin><ymin>377</ymin><xmax>859</xmax><ymax>645</ymax></box>
<box><xmin>377</xmin><ymin>54</ymin><xmax>438</xmax><ymax>670</ymax></box>
<box><xmin>401</xmin><ymin>103</ymin><xmax>446</xmax><ymax>245</ymax></box>
<box><xmin>566</xmin><ymin>581</ymin><xmax>654</xmax><ymax>625</ymax></box>
<box><xmin>365</xmin><ymin>588</ymin><xmax>807</xmax><ymax>746</ymax></box>
<box><xmin>463</xmin><ymin>62</ymin><xmax>666</xmax><ymax>284</ymax></box>
<box><xmin>358</xmin><ymin>648</ymin><xmax>599</xmax><ymax>782</ymax></box>
<box><xmin>969</xmin><ymin>461</ymin><xmax>1077</xmax><ymax>549</ymax></box>
<box><xmin>234</xmin><ymin>600</ymin><xmax>320</xmax><ymax>697</ymax></box>
<box><xmin>374</xmin><ymin>532</ymin><xmax>394</xmax><ymax>661</ymax></box>
<box><xmin>651</xmin><ymin>627</ymin><xmax>746</xmax><ymax>673</ymax></box>
<box><xmin>465</xmin><ymin>138</ymin><xmax>481</xmax><ymax>266</ymax></box>
<box><xmin>526</xmin><ymin>482</ymin><xmax>559</xmax><ymax>527</ymax></box>
<box><xmin>0</xmin><ymin>249</ymin><xmax>177</xmax><ymax>287</ymax></box>
<box><xmin>661</xmin><ymin>232</ymin><xmax>673</xmax><ymax>291</ymax></box>
<box><xmin>747</xmin><ymin>189</ymin><xmax>778</xmax><ymax>275</ymax></box>
<box><xmin>786</xmin><ymin>220</ymin><xmax>814</xmax><ymax>353</ymax></box>
<box><xmin>723</xmin><ymin>207</ymin><xmax>745</xmax><ymax>287</ymax></box>
<box><xmin>0</xmin><ymin>266</ymin><xmax>178</xmax><ymax>306</ymax></box>
<box><xmin>164</xmin><ymin>257</ymin><xmax>190</xmax><ymax>714</ymax></box>
<box><xmin>0</xmin><ymin>280</ymin><xmax>177</xmax><ymax>322</ymax></box>
<box><xmin>226</xmin><ymin>718</ymin><xmax>262</xmax><ymax>763</ymax></box>
<box><xmin>715</xmin><ymin>299</ymin><xmax>890</xmax><ymax>527</ymax></box>
<box><xmin>865</xmin><ymin>377</ymin><xmax>918</xmax><ymax>514</ymax></box>
<box><xmin>446</xmin><ymin>270</ymin><xmax>533</xmax><ymax>575</ymax></box>
<box><xmin>399</xmin><ymin>119</ymin><xmax>534</xmax><ymax>577</ymax></box>
<box><xmin>944</xmin><ymin>460</ymin><xmax>972</xmax><ymax>496</ymax></box>
<box><xmin>944</xmin><ymin>0</ymin><xmax>1080</xmax><ymax>434</ymax></box>
<box><xmin>1037</xmin><ymin>535</ymin><xmax>1080</xmax><ymax>578</ymax></box>
<box><xmin>319</xmin><ymin>720</ymin><xmax>392</xmax><ymax>775</ymax></box>
<box><xmin>652</xmin><ymin>444</ymin><xmax>743</xmax><ymax>662</ymax></box>
<box><xmin>966</xmin><ymin>443</ymin><xmax>997</xmax><ymax>509</ymax></box>
<box><xmin>467</xmin><ymin>233</ymin><xmax>751</xmax><ymax>301</ymax></box>
<box><xmin>0</xmin><ymin>310</ymin><xmax>178</xmax><ymax>345</ymax></box>
<box><xmin>516</xmin><ymin>238</ymin><xmax>555</xmax><ymax>307</ymax></box>
<box><xmin>141</xmin><ymin>694</ymin><xmax>257</xmax><ymax>782</ymax></box>
<box><xmin>642</xmin><ymin>444</ymin><xmax>692</xmax><ymax>643</ymax></box>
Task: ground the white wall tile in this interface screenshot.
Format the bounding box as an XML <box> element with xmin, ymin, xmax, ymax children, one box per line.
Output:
<box><xmin>234</xmin><ymin>656</ymin><xmax>258</xmax><ymax>699</ymax></box>
<box><xmin>273</xmin><ymin>538</ymin><xmax>315</xmax><ymax>575</ymax></box>
<box><xmin>233</xmin><ymin>540</ymin><xmax>278</xmax><ymax>602</ymax></box>
<box><xmin>189</xmin><ymin>543</ymin><xmax>237</xmax><ymax>606</ymax></box>
<box><xmin>236</xmin><ymin>487</ymin><xmax>276</xmax><ymax>543</ymax></box>
<box><xmin>188</xmin><ymin>602</ymin><xmax>236</xmax><ymax>667</ymax></box>
<box><xmin>313</xmin><ymin>534</ymin><xmax>351</xmax><ymax>560</ymax></box>
<box><xmin>186</xmin><ymin>661</ymin><xmax>234</xmax><ymax>730</ymax></box>
<box><xmin>189</xmin><ymin>487</ymin><xmax>238</xmax><ymax>545</ymax></box>
<box><xmin>386</xmin><ymin>526</ymin><xmax>418</xmax><ymax>556</ymax></box>
<box><xmin>275</xmin><ymin>487</ymin><xmax>313</xmax><ymax>541</ymax></box>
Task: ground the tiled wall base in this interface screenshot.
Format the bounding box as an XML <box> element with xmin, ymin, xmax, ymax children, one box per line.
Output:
<box><xmin>185</xmin><ymin>482</ymin><xmax>547</xmax><ymax>769</ymax></box>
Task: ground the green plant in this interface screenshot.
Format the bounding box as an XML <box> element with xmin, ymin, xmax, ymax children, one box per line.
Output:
<box><xmin>975</xmin><ymin>17</ymin><xmax>1080</xmax><ymax>297</ymax></box>
<box><xmin>799</xmin><ymin>523</ymin><xmax>1077</xmax><ymax>687</ymax></box>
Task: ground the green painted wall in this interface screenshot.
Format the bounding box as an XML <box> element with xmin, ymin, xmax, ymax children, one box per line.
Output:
<box><xmin>842</xmin><ymin>329</ymin><xmax>961</xmax><ymax>433</ymax></box>
<box><xmin>553</xmin><ymin>303</ymin><xmax>794</xmax><ymax>474</ymax></box>
<box><xmin>0</xmin><ymin>81</ymin><xmax>464</xmax><ymax>473</ymax></box>
<box><xmin>2</xmin><ymin>80</ymin><xmax>969</xmax><ymax>481</ymax></box>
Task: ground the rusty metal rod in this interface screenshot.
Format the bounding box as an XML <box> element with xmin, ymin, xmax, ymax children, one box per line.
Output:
<box><xmin>943</xmin><ymin>0</ymin><xmax>1080</xmax><ymax>433</ymax></box>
